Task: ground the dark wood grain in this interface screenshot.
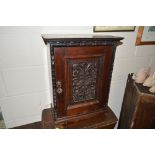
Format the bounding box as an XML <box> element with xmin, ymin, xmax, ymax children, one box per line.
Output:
<box><xmin>43</xmin><ymin>35</ymin><xmax>123</xmax><ymax>129</ymax></box>
<box><xmin>41</xmin><ymin>108</ymin><xmax>55</xmax><ymax>129</ymax></box>
<box><xmin>42</xmin><ymin>34</ymin><xmax>123</xmax><ymax>45</ymax></box>
<box><xmin>54</xmin><ymin>46</ymin><xmax>114</xmax><ymax>118</ymax></box>
<box><xmin>118</xmin><ymin>74</ymin><xmax>155</xmax><ymax>129</ymax></box>
<box><xmin>55</xmin><ymin>107</ymin><xmax>117</xmax><ymax>129</ymax></box>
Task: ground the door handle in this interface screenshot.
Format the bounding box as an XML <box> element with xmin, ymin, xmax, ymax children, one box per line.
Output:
<box><xmin>56</xmin><ymin>81</ymin><xmax>63</xmax><ymax>94</ymax></box>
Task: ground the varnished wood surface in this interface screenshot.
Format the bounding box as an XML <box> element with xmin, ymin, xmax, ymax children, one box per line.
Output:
<box><xmin>118</xmin><ymin>74</ymin><xmax>155</xmax><ymax>129</ymax></box>
<box><xmin>42</xmin><ymin>108</ymin><xmax>54</xmax><ymax>129</ymax></box>
<box><xmin>54</xmin><ymin>106</ymin><xmax>117</xmax><ymax>129</ymax></box>
<box><xmin>42</xmin><ymin>35</ymin><xmax>122</xmax><ymax>129</ymax></box>
<box><xmin>42</xmin><ymin>34</ymin><xmax>124</xmax><ymax>44</ymax></box>
<box><xmin>12</xmin><ymin>107</ymin><xmax>117</xmax><ymax>129</ymax></box>
<box><xmin>54</xmin><ymin>46</ymin><xmax>113</xmax><ymax>118</ymax></box>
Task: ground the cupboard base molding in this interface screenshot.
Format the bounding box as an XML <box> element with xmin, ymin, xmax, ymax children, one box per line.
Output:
<box><xmin>54</xmin><ymin>106</ymin><xmax>117</xmax><ymax>129</ymax></box>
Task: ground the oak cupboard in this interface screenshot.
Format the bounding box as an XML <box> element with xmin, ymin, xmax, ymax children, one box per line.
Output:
<box><xmin>42</xmin><ymin>34</ymin><xmax>123</xmax><ymax>129</ymax></box>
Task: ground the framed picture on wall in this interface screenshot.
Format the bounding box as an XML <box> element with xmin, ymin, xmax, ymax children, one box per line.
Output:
<box><xmin>93</xmin><ymin>26</ymin><xmax>135</xmax><ymax>32</ymax></box>
<box><xmin>135</xmin><ymin>26</ymin><xmax>155</xmax><ymax>45</ymax></box>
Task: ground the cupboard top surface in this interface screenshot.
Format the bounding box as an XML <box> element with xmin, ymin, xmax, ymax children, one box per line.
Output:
<box><xmin>129</xmin><ymin>74</ymin><xmax>155</xmax><ymax>97</ymax></box>
<box><xmin>42</xmin><ymin>34</ymin><xmax>124</xmax><ymax>44</ymax></box>
<box><xmin>135</xmin><ymin>82</ymin><xmax>155</xmax><ymax>96</ymax></box>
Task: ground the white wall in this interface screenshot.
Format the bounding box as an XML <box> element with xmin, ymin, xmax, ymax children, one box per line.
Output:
<box><xmin>0</xmin><ymin>27</ymin><xmax>51</xmax><ymax>128</ymax></box>
<box><xmin>0</xmin><ymin>26</ymin><xmax>155</xmax><ymax>128</ymax></box>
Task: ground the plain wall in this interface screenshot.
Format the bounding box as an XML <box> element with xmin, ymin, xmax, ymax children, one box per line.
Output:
<box><xmin>0</xmin><ymin>26</ymin><xmax>155</xmax><ymax>128</ymax></box>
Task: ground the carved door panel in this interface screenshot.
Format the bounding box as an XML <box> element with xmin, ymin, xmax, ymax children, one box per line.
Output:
<box><xmin>54</xmin><ymin>46</ymin><xmax>113</xmax><ymax>117</ymax></box>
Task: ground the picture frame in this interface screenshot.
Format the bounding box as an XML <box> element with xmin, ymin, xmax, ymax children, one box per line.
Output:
<box><xmin>135</xmin><ymin>26</ymin><xmax>155</xmax><ymax>46</ymax></box>
<box><xmin>93</xmin><ymin>26</ymin><xmax>135</xmax><ymax>32</ymax></box>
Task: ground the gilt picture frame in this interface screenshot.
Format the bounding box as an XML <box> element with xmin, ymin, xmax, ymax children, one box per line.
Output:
<box><xmin>135</xmin><ymin>26</ymin><xmax>155</xmax><ymax>46</ymax></box>
<box><xmin>93</xmin><ymin>26</ymin><xmax>135</xmax><ymax>32</ymax></box>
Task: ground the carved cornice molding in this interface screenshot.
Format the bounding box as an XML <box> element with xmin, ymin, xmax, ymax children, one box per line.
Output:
<box><xmin>48</xmin><ymin>40</ymin><xmax>118</xmax><ymax>47</ymax></box>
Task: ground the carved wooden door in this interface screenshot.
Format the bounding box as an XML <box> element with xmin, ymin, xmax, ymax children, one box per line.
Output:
<box><xmin>54</xmin><ymin>46</ymin><xmax>113</xmax><ymax>117</ymax></box>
